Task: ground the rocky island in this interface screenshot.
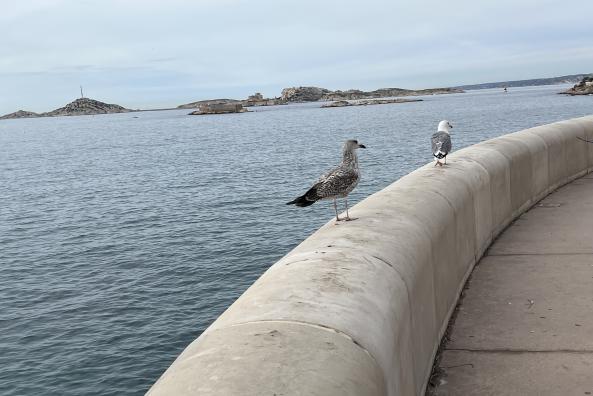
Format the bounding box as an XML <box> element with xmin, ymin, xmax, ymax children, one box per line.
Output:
<box><xmin>177</xmin><ymin>85</ymin><xmax>462</xmax><ymax>112</ymax></box>
<box><xmin>43</xmin><ymin>98</ymin><xmax>131</xmax><ymax>116</ymax></box>
<box><xmin>561</xmin><ymin>76</ymin><xmax>593</xmax><ymax>95</ymax></box>
<box><xmin>281</xmin><ymin>86</ymin><xmax>462</xmax><ymax>102</ymax></box>
<box><xmin>0</xmin><ymin>98</ymin><xmax>132</xmax><ymax>120</ymax></box>
<box><xmin>321</xmin><ymin>98</ymin><xmax>423</xmax><ymax>108</ymax></box>
<box><xmin>178</xmin><ymin>93</ymin><xmax>283</xmax><ymax>111</ymax></box>
<box><xmin>177</xmin><ymin>98</ymin><xmax>242</xmax><ymax>110</ymax></box>
<box><xmin>187</xmin><ymin>101</ymin><xmax>248</xmax><ymax>115</ymax></box>
<box><xmin>0</xmin><ymin>110</ymin><xmax>41</xmax><ymax>120</ymax></box>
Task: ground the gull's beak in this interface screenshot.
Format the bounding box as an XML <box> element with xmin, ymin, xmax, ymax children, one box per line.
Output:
<box><xmin>358</xmin><ymin>144</ymin><xmax>366</xmax><ymax>149</ymax></box>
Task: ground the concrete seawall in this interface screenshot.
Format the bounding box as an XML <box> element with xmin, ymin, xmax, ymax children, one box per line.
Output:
<box><xmin>148</xmin><ymin>116</ymin><xmax>593</xmax><ymax>396</ymax></box>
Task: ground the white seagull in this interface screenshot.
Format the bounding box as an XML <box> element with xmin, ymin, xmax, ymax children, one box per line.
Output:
<box><xmin>287</xmin><ymin>139</ymin><xmax>366</xmax><ymax>221</ymax></box>
<box><xmin>431</xmin><ymin>120</ymin><xmax>453</xmax><ymax>166</ymax></box>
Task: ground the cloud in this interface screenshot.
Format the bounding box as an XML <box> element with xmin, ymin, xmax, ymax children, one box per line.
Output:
<box><xmin>1</xmin><ymin>0</ymin><xmax>592</xmax><ymax>113</ymax></box>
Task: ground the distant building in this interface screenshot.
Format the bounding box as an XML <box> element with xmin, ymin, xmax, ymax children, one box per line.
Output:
<box><xmin>247</xmin><ymin>92</ymin><xmax>264</xmax><ymax>101</ymax></box>
<box><xmin>243</xmin><ymin>92</ymin><xmax>282</xmax><ymax>107</ymax></box>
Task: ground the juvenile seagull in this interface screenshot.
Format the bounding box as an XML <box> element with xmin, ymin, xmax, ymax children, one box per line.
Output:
<box><xmin>431</xmin><ymin>120</ymin><xmax>453</xmax><ymax>166</ymax></box>
<box><xmin>287</xmin><ymin>139</ymin><xmax>366</xmax><ymax>221</ymax></box>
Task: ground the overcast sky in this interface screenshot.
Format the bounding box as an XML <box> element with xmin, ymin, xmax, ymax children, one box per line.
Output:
<box><xmin>1</xmin><ymin>0</ymin><xmax>592</xmax><ymax>113</ymax></box>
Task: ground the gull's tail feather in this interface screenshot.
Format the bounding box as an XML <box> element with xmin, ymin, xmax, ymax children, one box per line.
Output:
<box><xmin>433</xmin><ymin>142</ymin><xmax>447</xmax><ymax>158</ymax></box>
<box><xmin>286</xmin><ymin>187</ymin><xmax>318</xmax><ymax>207</ymax></box>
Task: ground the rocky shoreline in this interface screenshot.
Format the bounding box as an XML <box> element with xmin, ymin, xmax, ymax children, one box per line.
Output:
<box><xmin>561</xmin><ymin>76</ymin><xmax>593</xmax><ymax>96</ymax></box>
<box><xmin>321</xmin><ymin>98</ymin><xmax>423</xmax><ymax>108</ymax></box>
<box><xmin>0</xmin><ymin>98</ymin><xmax>132</xmax><ymax>120</ymax></box>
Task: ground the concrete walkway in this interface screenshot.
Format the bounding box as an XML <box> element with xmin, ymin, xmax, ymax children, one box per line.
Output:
<box><xmin>432</xmin><ymin>174</ymin><xmax>593</xmax><ymax>396</ymax></box>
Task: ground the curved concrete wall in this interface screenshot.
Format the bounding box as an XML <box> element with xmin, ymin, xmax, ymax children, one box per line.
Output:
<box><xmin>148</xmin><ymin>116</ymin><xmax>593</xmax><ymax>396</ymax></box>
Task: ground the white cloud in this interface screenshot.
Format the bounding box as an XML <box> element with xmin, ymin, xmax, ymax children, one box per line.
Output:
<box><xmin>1</xmin><ymin>0</ymin><xmax>592</xmax><ymax>113</ymax></box>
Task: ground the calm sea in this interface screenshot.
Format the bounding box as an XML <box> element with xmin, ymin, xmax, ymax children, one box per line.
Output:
<box><xmin>1</xmin><ymin>85</ymin><xmax>591</xmax><ymax>395</ymax></box>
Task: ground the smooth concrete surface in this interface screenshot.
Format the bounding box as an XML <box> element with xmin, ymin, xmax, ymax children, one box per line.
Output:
<box><xmin>148</xmin><ymin>116</ymin><xmax>593</xmax><ymax>396</ymax></box>
<box><xmin>432</xmin><ymin>177</ymin><xmax>593</xmax><ymax>395</ymax></box>
<box><xmin>489</xmin><ymin>177</ymin><xmax>593</xmax><ymax>255</ymax></box>
<box><xmin>436</xmin><ymin>351</ymin><xmax>593</xmax><ymax>396</ymax></box>
<box><xmin>148</xmin><ymin>321</ymin><xmax>386</xmax><ymax>396</ymax></box>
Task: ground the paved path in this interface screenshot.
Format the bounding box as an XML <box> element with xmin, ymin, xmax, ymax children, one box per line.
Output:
<box><xmin>432</xmin><ymin>174</ymin><xmax>593</xmax><ymax>396</ymax></box>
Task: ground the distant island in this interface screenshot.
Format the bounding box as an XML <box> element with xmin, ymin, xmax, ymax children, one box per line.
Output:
<box><xmin>188</xmin><ymin>101</ymin><xmax>248</xmax><ymax>115</ymax></box>
<box><xmin>176</xmin><ymin>85</ymin><xmax>461</xmax><ymax>113</ymax></box>
<box><xmin>0</xmin><ymin>98</ymin><xmax>132</xmax><ymax>120</ymax></box>
<box><xmin>280</xmin><ymin>86</ymin><xmax>461</xmax><ymax>102</ymax></box>
<box><xmin>560</xmin><ymin>76</ymin><xmax>593</xmax><ymax>95</ymax></box>
<box><xmin>321</xmin><ymin>98</ymin><xmax>423</xmax><ymax>108</ymax></box>
<box><xmin>456</xmin><ymin>73</ymin><xmax>591</xmax><ymax>90</ymax></box>
<box><xmin>178</xmin><ymin>93</ymin><xmax>280</xmax><ymax>110</ymax></box>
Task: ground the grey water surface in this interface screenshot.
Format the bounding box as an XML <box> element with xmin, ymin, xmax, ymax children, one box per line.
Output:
<box><xmin>1</xmin><ymin>85</ymin><xmax>591</xmax><ymax>395</ymax></box>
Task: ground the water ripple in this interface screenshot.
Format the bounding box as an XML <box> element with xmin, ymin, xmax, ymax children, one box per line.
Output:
<box><xmin>1</xmin><ymin>85</ymin><xmax>591</xmax><ymax>395</ymax></box>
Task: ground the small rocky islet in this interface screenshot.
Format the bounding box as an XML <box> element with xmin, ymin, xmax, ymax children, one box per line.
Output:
<box><xmin>0</xmin><ymin>98</ymin><xmax>132</xmax><ymax>120</ymax></box>
<box><xmin>0</xmin><ymin>110</ymin><xmax>41</xmax><ymax>119</ymax></box>
<box><xmin>561</xmin><ymin>75</ymin><xmax>593</xmax><ymax>96</ymax></box>
<box><xmin>321</xmin><ymin>98</ymin><xmax>423</xmax><ymax>108</ymax></box>
<box><xmin>187</xmin><ymin>101</ymin><xmax>248</xmax><ymax>115</ymax></box>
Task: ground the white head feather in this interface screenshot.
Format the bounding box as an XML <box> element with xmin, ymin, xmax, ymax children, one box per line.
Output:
<box><xmin>437</xmin><ymin>120</ymin><xmax>453</xmax><ymax>133</ymax></box>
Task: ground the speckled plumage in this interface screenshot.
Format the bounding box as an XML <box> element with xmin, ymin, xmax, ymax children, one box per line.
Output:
<box><xmin>287</xmin><ymin>139</ymin><xmax>365</xmax><ymax>221</ymax></box>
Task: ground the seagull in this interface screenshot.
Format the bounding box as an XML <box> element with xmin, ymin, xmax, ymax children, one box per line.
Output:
<box><xmin>287</xmin><ymin>139</ymin><xmax>366</xmax><ymax>221</ymax></box>
<box><xmin>431</xmin><ymin>120</ymin><xmax>453</xmax><ymax>166</ymax></box>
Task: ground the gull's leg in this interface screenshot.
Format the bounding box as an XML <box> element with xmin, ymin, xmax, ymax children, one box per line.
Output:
<box><xmin>333</xmin><ymin>198</ymin><xmax>341</xmax><ymax>221</ymax></box>
<box><xmin>343</xmin><ymin>197</ymin><xmax>357</xmax><ymax>221</ymax></box>
<box><xmin>444</xmin><ymin>156</ymin><xmax>447</xmax><ymax>165</ymax></box>
<box><xmin>345</xmin><ymin>197</ymin><xmax>350</xmax><ymax>220</ymax></box>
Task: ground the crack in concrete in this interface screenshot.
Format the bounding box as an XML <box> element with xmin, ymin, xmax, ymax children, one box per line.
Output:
<box><xmin>227</xmin><ymin>319</ymin><xmax>380</xmax><ymax>364</ymax></box>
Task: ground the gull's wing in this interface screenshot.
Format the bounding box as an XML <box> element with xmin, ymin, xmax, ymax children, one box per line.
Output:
<box><xmin>431</xmin><ymin>131</ymin><xmax>452</xmax><ymax>158</ymax></box>
<box><xmin>313</xmin><ymin>165</ymin><xmax>359</xmax><ymax>199</ymax></box>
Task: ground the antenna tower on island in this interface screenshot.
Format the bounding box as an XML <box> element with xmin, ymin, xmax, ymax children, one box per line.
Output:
<box><xmin>80</xmin><ymin>86</ymin><xmax>84</xmax><ymax>98</ymax></box>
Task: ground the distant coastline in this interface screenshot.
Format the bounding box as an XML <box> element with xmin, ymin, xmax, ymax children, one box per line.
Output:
<box><xmin>455</xmin><ymin>73</ymin><xmax>590</xmax><ymax>90</ymax></box>
<box><xmin>2</xmin><ymin>72</ymin><xmax>591</xmax><ymax>120</ymax></box>
<box><xmin>1</xmin><ymin>85</ymin><xmax>460</xmax><ymax>120</ymax></box>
